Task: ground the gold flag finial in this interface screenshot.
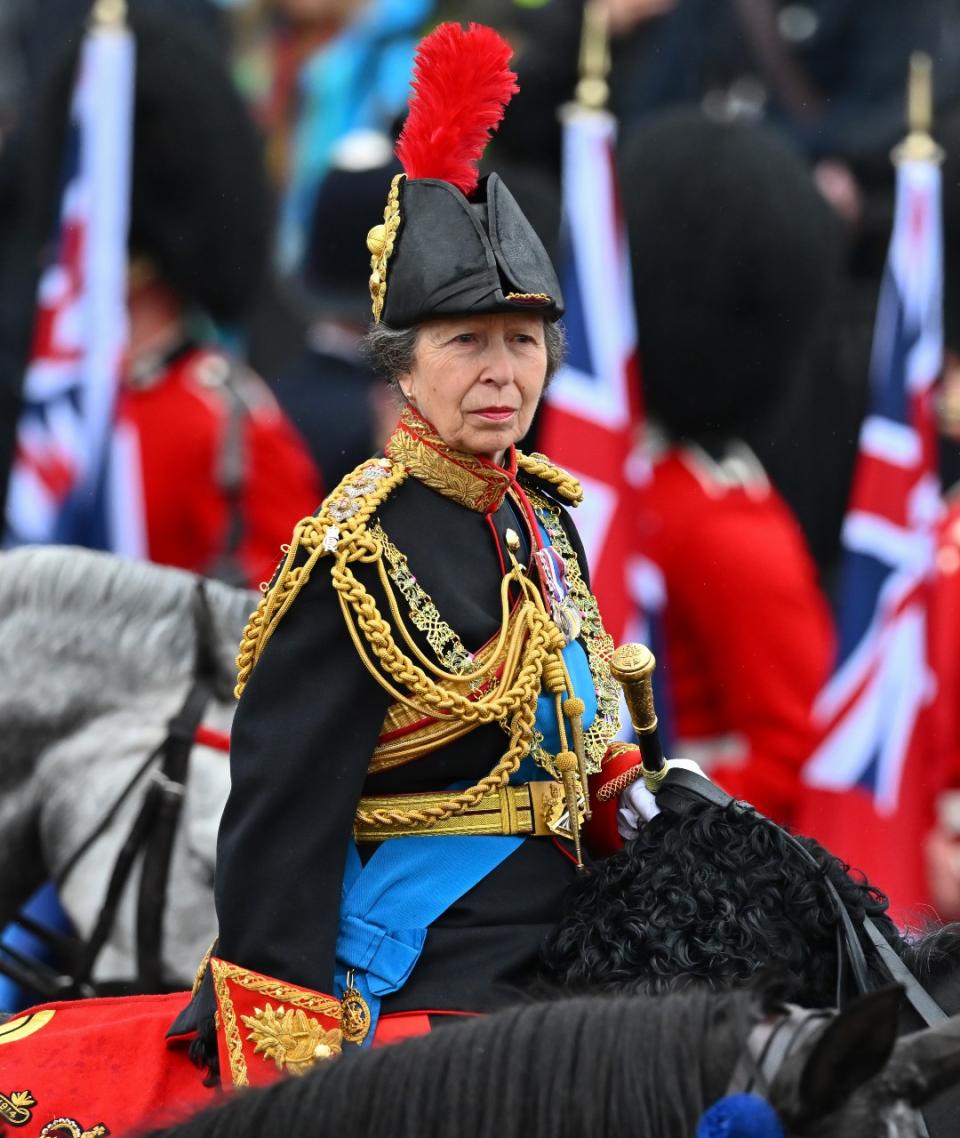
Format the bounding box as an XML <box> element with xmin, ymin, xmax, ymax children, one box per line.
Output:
<box><xmin>575</xmin><ymin>0</ymin><xmax>610</xmax><ymax>111</ymax></box>
<box><xmin>91</xmin><ymin>0</ymin><xmax>127</xmax><ymax>28</ymax></box>
<box><xmin>893</xmin><ymin>52</ymin><xmax>943</xmax><ymax>165</ymax></box>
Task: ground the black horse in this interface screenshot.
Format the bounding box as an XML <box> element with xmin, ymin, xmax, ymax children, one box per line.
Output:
<box><xmin>541</xmin><ymin>792</ymin><xmax>960</xmax><ymax>1133</ymax></box>
<box><xmin>138</xmin><ymin>986</ymin><xmax>960</xmax><ymax>1138</ymax></box>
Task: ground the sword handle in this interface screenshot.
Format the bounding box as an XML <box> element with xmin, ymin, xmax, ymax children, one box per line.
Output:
<box><xmin>609</xmin><ymin>643</ymin><xmax>665</xmax><ymax>777</ymax></box>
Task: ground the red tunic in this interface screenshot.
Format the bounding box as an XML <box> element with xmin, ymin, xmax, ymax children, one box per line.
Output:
<box><xmin>122</xmin><ymin>346</ymin><xmax>322</xmax><ymax>588</ymax></box>
<box><xmin>635</xmin><ymin>444</ymin><xmax>834</xmax><ymax>826</ymax></box>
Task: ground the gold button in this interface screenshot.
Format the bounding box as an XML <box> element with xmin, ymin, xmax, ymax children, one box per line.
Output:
<box><xmin>505</xmin><ymin>528</ymin><xmax>520</xmax><ymax>552</ymax></box>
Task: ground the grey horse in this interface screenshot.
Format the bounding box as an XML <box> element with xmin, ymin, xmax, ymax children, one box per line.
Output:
<box><xmin>0</xmin><ymin>545</ymin><xmax>254</xmax><ymax>991</ymax></box>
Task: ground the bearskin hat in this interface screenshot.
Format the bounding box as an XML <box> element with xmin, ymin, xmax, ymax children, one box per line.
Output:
<box><xmin>24</xmin><ymin>4</ymin><xmax>270</xmax><ymax>323</ymax></box>
<box><xmin>619</xmin><ymin>110</ymin><xmax>841</xmax><ymax>441</ymax></box>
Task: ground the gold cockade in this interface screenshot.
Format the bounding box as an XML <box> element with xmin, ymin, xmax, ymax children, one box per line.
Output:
<box><xmin>367</xmin><ymin>173</ymin><xmax>405</xmax><ymax>322</ymax></box>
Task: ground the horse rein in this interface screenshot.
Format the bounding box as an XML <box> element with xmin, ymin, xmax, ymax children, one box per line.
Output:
<box><xmin>0</xmin><ymin>579</ymin><xmax>224</xmax><ymax>1001</ymax></box>
<box><xmin>725</xmin><ymin>1003</ymin><xmax>833</xmax><ymax>1100</ymax></box>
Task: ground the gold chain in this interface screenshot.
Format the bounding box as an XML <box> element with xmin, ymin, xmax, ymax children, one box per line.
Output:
<box><xmin>527</xmin><ymin>490</ymin><xmax>620</xmax><ymax>774</ymax></box>
<box><xmin>372</xmin><ymin>522</ymin><xmax>477</xmax><ymax>676</ymax></box>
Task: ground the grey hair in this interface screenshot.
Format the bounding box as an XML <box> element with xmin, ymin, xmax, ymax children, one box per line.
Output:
<box><xmin>362</xmin><ymin>318</ymin><xmax>568</xmax><ymax>394</ymax></box>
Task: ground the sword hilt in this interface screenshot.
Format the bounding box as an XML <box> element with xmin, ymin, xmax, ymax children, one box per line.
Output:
<box><xmin>609</xmin><ymin>643</ymin><xmax>666</xmax><ymax>785</ymax></box>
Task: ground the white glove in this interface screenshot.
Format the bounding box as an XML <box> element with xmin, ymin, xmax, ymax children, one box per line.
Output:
<box><xmin>616</xmin><ymin>757</ymin><xmax>709</xmax><ymax>840</ymax></box>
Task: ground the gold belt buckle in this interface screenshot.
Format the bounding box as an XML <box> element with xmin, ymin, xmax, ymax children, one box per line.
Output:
<box><xmin>528</xmin><ymin>780</ymin><xmax>570</xmax><ymax>838</ymax></box>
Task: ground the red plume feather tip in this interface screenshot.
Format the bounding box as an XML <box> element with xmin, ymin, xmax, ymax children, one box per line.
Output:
<box><xmin>395</xmin><ymin>22</ymin><xmax>519</xmax><ymax>198</ymax></box>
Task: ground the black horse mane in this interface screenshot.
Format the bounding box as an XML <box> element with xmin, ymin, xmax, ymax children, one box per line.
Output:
<box><xmin>146</xmin><ymin>989</ymin><xmax>763</xmax><ymax>1138</ymax></box>
<box><xmin>541</xmin><ymin>801</ymin><xmax>908</xmax><ymax>1007</ymax></box>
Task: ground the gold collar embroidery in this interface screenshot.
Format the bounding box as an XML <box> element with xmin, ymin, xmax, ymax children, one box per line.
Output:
<box><xmin>385</xmin><ymin>406</ymin><xmax>518</xmax><ymax>513</ymax></box>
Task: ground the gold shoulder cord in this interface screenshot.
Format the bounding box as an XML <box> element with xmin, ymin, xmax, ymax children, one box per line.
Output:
<box><xmin>235</xmin><ymin>458</ymin><xmax>406</xmax><ymax>697</ymax></box>
<box><xmin>235</xmin><ymin>456</ymin><xmax>589</xmax><ymax>853</ymax></box>
<box><xmin>517</xmin><ymin>451</ymin><xmax>584</xmax><ymax>506</ymax></box>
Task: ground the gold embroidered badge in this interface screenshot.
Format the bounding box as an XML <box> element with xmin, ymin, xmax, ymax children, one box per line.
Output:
<box><xmin>0</xmin><ymin>1090</ymin><xmax>36</xmax><ymax>1127</ymax></box>
<box><xmin>241</xmin><ymin>1003</ymin><xmax>342</xmax><ymax>1075</ymax></box>
<box><xmin>38</xmin><ymin>1118</ymin><xmax>108</xmax><ymax>1138</ymax></box>
<box><xmin>340</xmin><ymin>982</ymin><xmax>371</xmax><ymax>1047</ymax></box>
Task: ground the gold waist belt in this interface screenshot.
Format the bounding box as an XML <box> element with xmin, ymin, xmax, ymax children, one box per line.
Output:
<box><xmin>354</xmin><ymin>779</ymin><xmax>571</xmax><ymax>842</ymax></box>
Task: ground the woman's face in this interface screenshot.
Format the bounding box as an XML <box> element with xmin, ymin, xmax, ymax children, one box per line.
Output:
<box><xmin>398</xmin><ymin>313</ymin><xmax>548</xmax><ymax>463</ymax></box>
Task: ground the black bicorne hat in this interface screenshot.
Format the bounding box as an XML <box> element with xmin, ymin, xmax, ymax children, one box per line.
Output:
<box><xmin>366</xmin><ymin>23</ymin><xmax>563</xmax><ymax>328</ymax></box>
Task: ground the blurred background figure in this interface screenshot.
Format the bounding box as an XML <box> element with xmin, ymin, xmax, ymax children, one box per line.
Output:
<box><xmin>269</xmin><ymin>130</ymin><xmax>401</xmax><ymax>488</ymax></box>
<box><xmin>3</xmin><ymin>3</ymin><xmax>321</xmax><ymax>588</ymax></box>
<box><xmin>489</xmin><ymin>1</ymin><xmax>958</xmax><ymax>589</ymax></box>
<box><xmin>621</xmin><ymin>109</ymin><xmax>841</xmax><ymax>827</ymax></box>
<box><xmin>232</xmin><ymin>0</ymin><xmax>433</xmax><ymax>271</ymax></box>
<box><xmin>497</xmin><ymin>0</ymin><xmax>959</xmax><ymax>189</ymax></box>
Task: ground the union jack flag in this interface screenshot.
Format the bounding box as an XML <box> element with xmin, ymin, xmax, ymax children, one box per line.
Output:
<box><xmin>798</xmin><ymin>155</ymin><xmax>943</xmax><ymax>921</ymax></box>
<box><xmin>3</xmin><ymin>18</ymin><xmax>143</xmax><ymax>555</ymax></box>
<box><xmin>538</xmin><ymin>106</ymin><xmax>644</xmax><ymax>647</ymax></box>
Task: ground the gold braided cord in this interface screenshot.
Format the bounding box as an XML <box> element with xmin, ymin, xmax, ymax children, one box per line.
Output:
<box><xmin>337</xmin><ymin>559</ymin><xmax>569</xmax><ymax>828</ymax></box>
<box><xmin>235</xmin><ymin>459</ymin><xmax>407</xmax><ymax>696</ymax></box>
<box><xmin>517</xmin><ymin>451</ymin><xmax>584</xmax><ymax>506</ymax></box>
<box><xmin>191</xmin><ymin>940</ymin><xmax>215</xmax><ymax>996</ymax></box>
<box><xmin>231</xmin><ymin>448</ymin><xmax>585</xmax><ymax>833</ymax></box>
<box><xmin>330</xmin><ymin>535</ymin><xmax>536</xmax><ymax>719</ymax></box>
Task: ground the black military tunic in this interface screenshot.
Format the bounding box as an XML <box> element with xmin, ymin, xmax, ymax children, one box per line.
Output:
<box><xmin>175</xmin><ymin>406</ymin><xmax>627</xmax><ymax>1060</ymax></box>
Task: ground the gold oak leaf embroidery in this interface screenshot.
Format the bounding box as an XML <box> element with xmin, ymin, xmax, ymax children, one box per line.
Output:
<box><xmin>241</xmin><ymin>1003</ymin><xmax>342</xmax><ymax>1075</ymax></box>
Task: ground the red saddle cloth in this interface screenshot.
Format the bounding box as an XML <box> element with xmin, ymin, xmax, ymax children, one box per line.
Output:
<box><xmin>0</xmin><ymin>992</ymin><xmax>219</xmax><ymax>1137</ymax></box>
<box><xmin>0</xmin><ymin>989</ymin><xmax>442</xmax><ymax>1137</ymax></box>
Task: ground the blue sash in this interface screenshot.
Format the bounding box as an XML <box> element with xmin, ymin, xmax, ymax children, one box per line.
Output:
<box><xmin>334</xmin><ymin>834</ymin><xmax>521</xmax><ymax>1043</ymax></box>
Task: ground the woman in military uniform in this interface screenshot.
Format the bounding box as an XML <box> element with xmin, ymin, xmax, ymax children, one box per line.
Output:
<box><xmin>173</xmin><ymin>22</ymin><xmax>648</xmax><ymax>1087</ymax></box>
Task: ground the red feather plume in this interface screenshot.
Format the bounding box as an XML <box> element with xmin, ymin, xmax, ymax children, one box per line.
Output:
<box><xmin>395</xmin><ymin>22</ymin><xmax>519</xmax><ymax>198</ymax></box>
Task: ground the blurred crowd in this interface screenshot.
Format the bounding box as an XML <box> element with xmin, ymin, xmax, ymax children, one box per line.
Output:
<box><xmin>4</xmin><ymin>0</ymin><xmax>960</xmax><ymax>910</ymax></box>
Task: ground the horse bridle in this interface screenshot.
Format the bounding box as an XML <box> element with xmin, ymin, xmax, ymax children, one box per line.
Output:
<box><xmin>657</xmin><ymin>767</ymin><xmax>950</xmax><ymax>1029</ymax></box>
<box><xmin>721</xmin><ymin>1003</ymin><xmax>928</xmax><ymax>1138</ymax></box>
<box><xmin>0</xmin><ymin>579</ymin><xmax>222</xmax><ymax>1001</ymax></box>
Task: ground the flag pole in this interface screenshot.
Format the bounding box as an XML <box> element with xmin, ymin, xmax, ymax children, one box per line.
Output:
<box><xmin>574</xmin><ymin>0</ymin><xmax>610</xmax><ymax>112</ymax></box>
<box><xmin>91</xmin><ymin>0</ymin><xmax>127</xmax><ymax>27</ymax></box>
<box><xmin>893</xmin><ymin>52</ymin><xmax>943</xmax><ymax>166</ymax></box>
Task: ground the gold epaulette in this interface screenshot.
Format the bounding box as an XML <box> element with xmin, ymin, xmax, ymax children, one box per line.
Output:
<box><xmin>517</xmin><ymin>451</ymin><xmax>583</xmax><ymax>506</ymax></box>
<box><xmin>234</xmin><ymin>457</ymin><xmax>408</xmax><ymax>696</ymax></box>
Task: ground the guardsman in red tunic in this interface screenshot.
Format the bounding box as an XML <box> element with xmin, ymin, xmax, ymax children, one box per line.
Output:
<box><xmin>21</xmin><ymin>4</ymin><xmax>321</xmax><ymax>589</ymax></box>
<box><xmin>122</xmin><ymin>335</ymin><xmax>321</xmax><ymax>589</ymax></box>
<box><xmin>620</xmin><ymin>111</ymin><xmax>840</xmax><ymax>827</ymax></box>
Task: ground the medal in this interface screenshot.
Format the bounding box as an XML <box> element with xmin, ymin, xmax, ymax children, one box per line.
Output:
<box><xmin>534</xmin><ymin>546</ymin><xmax>582</xmax><ymax>644</ymax></box>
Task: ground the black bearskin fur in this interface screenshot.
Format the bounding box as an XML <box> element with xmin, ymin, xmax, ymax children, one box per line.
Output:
<box><xmin>618</xmin><ymin>110</ymin><xmax>841</xmax><ymax>442</ymax></box>
<box><xmin>23</xmin><ymin>4</ymin><xmax>271</xmax><ymax>323</ymax></box>
<box><xmin>541</xmin><ymin>800</ymin><xmax>903</xmax><ymax>1008</ymax></box>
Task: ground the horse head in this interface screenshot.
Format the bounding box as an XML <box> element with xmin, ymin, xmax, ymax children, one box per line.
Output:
<box><xmin>0</xmin><ymin>546</ymin><xmax>256</xmax><ymax>991</ymax></box>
